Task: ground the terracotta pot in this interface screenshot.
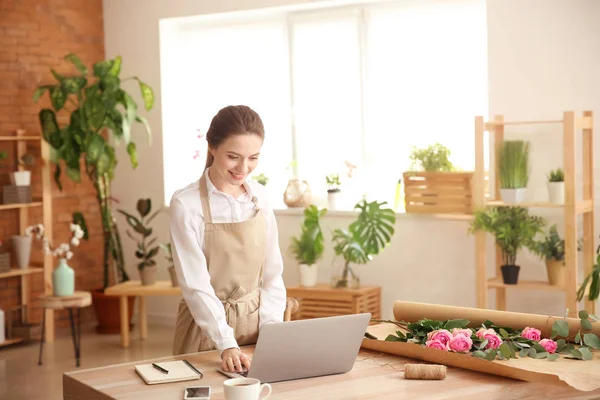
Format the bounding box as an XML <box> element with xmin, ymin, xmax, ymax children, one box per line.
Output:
<box><xmin>545</xmin><ymin>259</ymin><xmax>566</xmax><ymax>286</ymax></box>
<box><xmin>91</xmin><ymin>289</ymin><xmax>135</xmax><ymax>334</ymax></box>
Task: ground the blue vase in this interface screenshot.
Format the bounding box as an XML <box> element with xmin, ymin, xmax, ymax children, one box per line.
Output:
<box><xmin>53</xmin><ymin>258</ymin><xmax>74</xmax><ymax>296</ymax></box>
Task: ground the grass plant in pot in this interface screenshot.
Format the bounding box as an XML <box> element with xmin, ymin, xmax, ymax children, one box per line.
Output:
<box><xmin>469</xmin><ymin>206</ymin><xmax>546</xmax><ymax>284</ymax></box>
<box><xmin>498</xmin><ymin>140</ymin><xmax>530</xmax><ymax>204</ymax></box>
<box><xmin>34</xmin><ymin>53</ymin><xmax>154</xmax><ymax>333</ymax></box>
<box><xmin>119</xmin><ymin>198</ymin><xmax>162</xmax><ymax>286</ymax></box>
<box><xmin>289</xmin><ymin>205</ymin><xmax>327</xmax><ymax>287</ymax></box>
<box><xmin>546</xmin><ymin>168</ymin><xmax>564</xmax><ymax>205</ymax></box>
<box><xmin>331</xmin><ymin>199</ymin><xmax>395</xmax><ymax>289</ymax></box>
<box><xmin>530</xmin><ymin>224</ymin><xmax>580</xmax><ymax>287</ymax></box>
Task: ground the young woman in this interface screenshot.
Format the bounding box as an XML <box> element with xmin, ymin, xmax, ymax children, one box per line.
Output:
<box><xmin>169</xmin><ymin>105</ymin><xmax>287</xmax><ymax>374</ymax></box>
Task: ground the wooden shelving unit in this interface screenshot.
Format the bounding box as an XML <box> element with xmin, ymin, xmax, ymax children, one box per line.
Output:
<box><xmin>0</xmin><ymin>129</ymin><xmax>54</xmax><ymax>346</ymax></box>
<box><xmin>473</xmin><ymin>111</ymin><xmax>595</xmax><ymax>318</ymax></box>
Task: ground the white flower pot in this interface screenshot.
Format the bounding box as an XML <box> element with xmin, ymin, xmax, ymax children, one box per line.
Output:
<box><xmin>500</xmin><ymin>188</ymin><xmax>526</xmax><ymax>204</ymax></box>
<box><xmin>10</xmin><ymin>171</ymin><xmax>31</xmax><ymax>186</ymax></box>
<box><xmin>327</xmin><ymin>190</ymin><xmax>340</xmax><ymax>210</ymax></box>
<box><xmin>299</xmin><ymin>263</ymin><xmax>318</xmax><ymax>287</ymax></box>
<box><xmin>547</xmin><ymin>182</ymin><xmax>564</xmax><ymax>205</ymax></box>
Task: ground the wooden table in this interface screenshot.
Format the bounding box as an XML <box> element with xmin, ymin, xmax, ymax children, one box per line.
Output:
<box><xmin>63</xmin><ymin>345</ymin><xmax>600</xmax><ymax>399</ymax></box>
<box><xmin>38</xmin><ymin>291</ymin><xmax>91</xmax><ymax>367</ymax></box>
<box><xmin>286</xmin><ymin>284</ymin><xmax>381</xmax><ymax>321</ymax></box>
<box><xmin>104</xmin><ymin>280</ymin><xmax>181</xmax><ymax>348</ymax></box>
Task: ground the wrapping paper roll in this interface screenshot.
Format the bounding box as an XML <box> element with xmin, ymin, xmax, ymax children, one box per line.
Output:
<box><xmin>392</xmin><ymin>301</ymin><xmax>600</xmax><ymax>338</ymax></box>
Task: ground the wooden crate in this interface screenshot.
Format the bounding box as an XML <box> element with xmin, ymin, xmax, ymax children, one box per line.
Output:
<box><xmin>403</xmin><ymin>171</ymin><xmax>474</xmax><ymax>214</ymax></box>
<box><xmin>285</xmin><ymin>284</ymin><xmax>381</xmax><ymax>323</ymax></box>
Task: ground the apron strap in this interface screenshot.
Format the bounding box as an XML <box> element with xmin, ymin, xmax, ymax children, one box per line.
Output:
<box><xmin>199</xmin><ymin>174</ymin><xmax>213</xmax><ymax>224</ymax></box>
<box><xmin>221</xmin><ymin>287</ymin><xmax>260</xmax><ymax>330</ymax></box>
<box><xmin>242</xmin><ymin>181</ymin><xmax>260</xmax><ymax>212</ymax></box>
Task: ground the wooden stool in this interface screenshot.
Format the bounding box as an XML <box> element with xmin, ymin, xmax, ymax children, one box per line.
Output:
<box><xmin>38</xmin><ymin>291</ymin><xmax>92</xmax><ymax>368</ymax></box>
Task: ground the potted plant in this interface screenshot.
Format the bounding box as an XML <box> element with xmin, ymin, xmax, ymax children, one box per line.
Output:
<box><xmin>469</xmin><ymin>206</ymin><xmax>545</xmax><ymax>284</ymax></box>
<box><xmin>577</xmin><ymin>237</ymin><xmax>600</xmax><ymax>303</ymax></box>
<box><xmin>119</xmin><ymin>198</ymin><xmax>161</xmax><ymax>286</ymax></box>
<box><xmin>331</xmin><ymin>199</ymin><xmax>396</xmax><ymax>288</ymax></box>
<box><xmin>408</xmin><ymin>143</ymin><xmax>454</xmax><ymax>172</ymax></box>
<box><xmin>531</xmin><ymin>224</ymin><xmax>567</xmax><ymax>286</ymax></box>
<box><xmin>9</xmin><ymin>153</ymin><xmax>36</xmax><ymax>187</ymax></box>
<box><xmin>546</xmin><ymin>168</ymin><xmax>564</xmax><ymax>205</ymax></box>
<box><xmin>34</xmin><ymin>53</ymin><xmax>154</xmax><ymax>332</ymax></box>
<box><xmin>252</xmin><ymin>173</ymin><xmax>268</xmax><ymax>186</ymax></box>
<box><xmin>326</xmin><ymin>173</ymin><xmax>341</xmax><ymax>210</ymax></box>
<box><xmin>289</xmin><ymin>205</ymin><xmax>327</xmax><ymax>287</ymax></box>
<box><xmin>160</xmin><ymin>242</ymin><xmax>178</xmax><ymax>287</ymax></box>
<box><xmin>498</xmin><ymin>140</ymin><xmax>530</xmax><ymax>204</ymax></box>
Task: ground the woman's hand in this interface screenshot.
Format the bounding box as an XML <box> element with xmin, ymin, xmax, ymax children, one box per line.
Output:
<box><xmin>221</xmin><ymin>347</ymin><xmax>252</xmax><ymax>372</ymax></box>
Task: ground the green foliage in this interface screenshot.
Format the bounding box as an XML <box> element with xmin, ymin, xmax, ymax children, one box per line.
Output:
<box><xmin>547</xmin><ymin>168</ymin><xmax>564</xmax><ymax>182</ymax></box>
<box><xmin>118</xmin><ymin>198</ymin><xmax>162</xmax><ymax>271</ymax></box>
<box><xmin>469</xmin><ymin>206</ymin><xmax>546</xmax><ymax>265</ymax></box>
<box><xmin>332</xmin><ymin>200</ymin><xmax>396</xmax><ymax>287</ymax></box>
<box><xmin>577</xmin><ymin>239</ymin><xmax>600</xmax><ymax>301</ymax></box>
<box><xmin>326</xmin><ymin>173</ymin><xmax>341</xmax><ymax>192</ymax></box>
<box><xmin>34</xmin><ymin>53</ymin><xmax>154</xmax><ymax>189</ymax></box>
<box><xmin>498</xmin><ymin>140</ymin><xmax>530</xmax><ymax>188</ymax></box>
<box><xmin>531</xmin><ymin>224</ymin><xmax>565</xmax><ymax>261</ymax></box>
<box><xmin>289</xmin><ymin>205</ymin><xmax>327</xmax><ymax>265</ymax></box>
<box><xmin>160</xmin><ymin>242</ymin><xmax>173</xmax><ymax>265</ymax></box>
<box><xmin>252</xmin><ymin>173</ymin><xmax>268</xmax><ymax>186</ymax></box>
<box><xmin>0</xmin><ymin>151</ymin><xmax>36</xmax><ymax>170</ymax></box>
<box><xmin>409</xmin><ymin>143</ymin><xmax>454</xmax><ymax>172</ymax></box>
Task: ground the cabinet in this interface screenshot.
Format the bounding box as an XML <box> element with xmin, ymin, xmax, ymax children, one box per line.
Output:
<box><xmin>473</xmin><ymin>111</ymin><xmax>595</xmax><ymax>317</ymax></box>
<box><xmin>0</xmin><ymin>129</ymin><xmax>54</xmax><ymax>347</ymax></box>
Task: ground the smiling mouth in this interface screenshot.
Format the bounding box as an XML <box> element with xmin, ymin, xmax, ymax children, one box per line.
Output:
<box><xmin>229</xmin><ymin>171</ymin><xmax>245</xmax><ymax>181</ymax></box>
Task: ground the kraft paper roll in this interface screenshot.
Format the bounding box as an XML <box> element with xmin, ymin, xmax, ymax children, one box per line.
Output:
<box><xmin>404</xmin><ymin>364</ymin><xmax>446</xmax><ymax>380</ymax></box>
<box><xmin>392</xmin><ymin>301</ymin><xmax>600</xmax><ymax>339</ymax></box>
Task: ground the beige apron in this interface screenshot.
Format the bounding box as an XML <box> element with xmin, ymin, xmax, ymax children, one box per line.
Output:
<box><xmin>172</xmin><ymin>174</ymin><xmax>267</xmax><ymax>355</ymax></box>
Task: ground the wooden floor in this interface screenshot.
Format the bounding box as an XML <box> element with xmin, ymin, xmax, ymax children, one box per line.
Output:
<box><xmin>0</xmin><ymin>323</ymin><xmax>175</xmax><ymax>400</ymax></box>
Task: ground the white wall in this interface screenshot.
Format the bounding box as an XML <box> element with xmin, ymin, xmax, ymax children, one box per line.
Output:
<box><xmin>103</xmin><ymin>0</ymin><xmax>600</xmax><ymax>326</ymax></box>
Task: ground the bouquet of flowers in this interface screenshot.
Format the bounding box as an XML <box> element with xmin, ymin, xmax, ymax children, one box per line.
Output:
<box><xmin>379</xmin><ymin>311</ymin><xmax>600</xmax><ymax>362</ymax></box>
<box><xmin>26</xmin><ymin>223</ymin><xmax>85</xmax><ymax>260</ymax></box>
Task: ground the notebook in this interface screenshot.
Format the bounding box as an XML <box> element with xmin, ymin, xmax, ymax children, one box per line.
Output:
<box><xmin>135</xmin><ymin>360</ymin><xmax>201</xmax><ymax>385</ymax></box>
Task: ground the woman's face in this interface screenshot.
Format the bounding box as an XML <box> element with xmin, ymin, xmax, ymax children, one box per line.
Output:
<box><xmin>210</xmin><ymin>133</ymin><xmax>263</xmax><ymax>187</ymax></box>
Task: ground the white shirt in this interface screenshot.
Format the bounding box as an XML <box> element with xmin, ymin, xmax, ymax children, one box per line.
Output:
<box><xmin>169</xmin><ymin>168</ymin><xmax>287</xmax><ymax>354</ymax></box>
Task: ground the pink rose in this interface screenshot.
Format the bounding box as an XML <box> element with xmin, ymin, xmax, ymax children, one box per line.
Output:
<box><xmin>476</xmin><ymin>328</ymin><xmax>503</xmax><ymax>349</ymax></box>
<box><xmin>539</xmin><ymin>338</ymin><xmax>558</xmax><ymax>354</ymax></box>
<box><xmin>449</xmin><ymin>334</ymin><xmax>473</xmax><ymax>352</ymax></box>
<box><xmin>425</xmin><ymin>339</ymin><xmax>448</xmax><ymax>351</ymax></box>
<box><xmin>521</xmin><ymin>327</ymin><xmax>542</xmax><ymax>341</ymax></box>
<box><xmin>427</xmin><ymin>329</ymin><xmax>452</xmax><ymax>346</ymax></box>
<box><xmin>452</xmin><ymin>328</ymin><xmax>473</xmax><ymax>338</ymax></box>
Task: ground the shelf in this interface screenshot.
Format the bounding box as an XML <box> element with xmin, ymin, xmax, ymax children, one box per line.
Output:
<box><xmin>485</xmin><ymin>199</ymin><xmax>593</xmax><ymax>214</ymax></box>
<box><xmin>487</xmin><ymin>278</ymin><xmax>565</xmax><ymax>292</ymax></box>
<box><xmin>0</xmin><ymin>136</ymin><xmax>41</xmax><ymax>141</ymax></box>
<box><xmin>0</xmin><ymin>200</ymin><xmax>43</xmax><ymax>211</ymax></box>
<box><xmin>0</xmin><ymin>338</ymin><xmax>24</xmax><ymax>348</ymax></box>
<box><xmin>484</xmin><ymin>116</ymin><xmax>592</xmax><ymax>130</ymax></box>
<box><xmin>0</xmin><ymin>267</ymin><xmax>44</xmax><ymax>280</ymax></box>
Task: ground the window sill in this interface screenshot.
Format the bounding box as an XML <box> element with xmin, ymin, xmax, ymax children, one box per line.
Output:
<box><xmin>273</xmin><ymin>208</ymin><xmax>474</xmax><ymax>221</ymax></box>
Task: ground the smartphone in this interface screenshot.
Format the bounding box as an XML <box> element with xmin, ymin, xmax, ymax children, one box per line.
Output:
<box><xmin>184</xmin><ymin>386</ymin><xmax>211</xmax><ymax>399</ymax></box>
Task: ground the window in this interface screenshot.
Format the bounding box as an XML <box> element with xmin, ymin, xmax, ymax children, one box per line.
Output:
<box><xmin>160</xmin><ymin>0</ymin><xmax>488</xmax><ymax>209</ymax></box>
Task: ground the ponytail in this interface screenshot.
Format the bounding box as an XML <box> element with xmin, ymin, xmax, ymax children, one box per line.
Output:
<box><xmin>204</xmin><ymin>148</ymin><xmax>214</xmax><ymax>171</ymax></box>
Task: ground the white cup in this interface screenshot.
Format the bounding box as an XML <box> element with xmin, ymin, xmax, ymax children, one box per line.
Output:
<box><xmin>223</xmin><ymin>377</ymin><xmax>272</xmax><ymax>400</ymax></box>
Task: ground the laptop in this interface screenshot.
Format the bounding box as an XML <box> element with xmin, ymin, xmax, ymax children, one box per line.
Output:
<box><xmin>218</xmin><ymin>313</ymin><xmax>371</xmax><ymax>383</ymax></box>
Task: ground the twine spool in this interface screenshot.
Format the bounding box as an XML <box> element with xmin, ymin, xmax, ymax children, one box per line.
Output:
<box><xmin>404</xmin><ymin>364</ymin><xmax>446</xmax><ymax>380</ymax></box>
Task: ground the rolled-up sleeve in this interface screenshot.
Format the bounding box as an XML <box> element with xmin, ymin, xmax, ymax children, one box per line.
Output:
<box><xmin>258</xmin><ymin>202</ymin><xmax>287</xmax><ymax>327</ymax></box>
<box><xmin>169</xmin><ymin>196</ymin><xmax>238</xmax><ymax>353</ymax></box>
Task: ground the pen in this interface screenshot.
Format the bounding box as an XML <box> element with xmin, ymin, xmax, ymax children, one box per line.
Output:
<box><xmin>183</xmin><ymin>359</ymin><xmax>204</xmax><ymax>378</ymax></box>
<box><xmin>152</xmin><ymin>363</ymin><xmax>169</xmax><ymax>374</ymax></box>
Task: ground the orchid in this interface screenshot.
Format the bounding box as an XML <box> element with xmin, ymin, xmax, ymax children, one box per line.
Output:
<box><xmin>26</xmin><ymin>223</ymin><xmax>84</xmax><ymax>260</ymax></box>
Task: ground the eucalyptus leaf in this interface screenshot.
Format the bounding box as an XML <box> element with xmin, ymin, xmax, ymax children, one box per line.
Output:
<box><xmin>579</xmin><ymin>347</ymin><xmax>593</xmax><ymax>361</ymax></box>
<box><xmin>590</xmin><ymin>314</ymin><xmax>599</xmax><ymax>322</ymax></box>
<box><xmin>583</xmin><ymin>333</ymin><xmax>600</xmax><ymax>350</ymax></box>
<box><xmin>553</xmin><ymin>320</ymin><xmax>570</xmax><ymax>337</ymax></box>
<box><xmin>575</xmin><ymin>332</ymin><xmax>581</xmax><ymax>344</ymax></box>
<box><xmin>519</xmin><ymin>349</ymin><xmax>528</xmax><ymax>358</ymax></box>
<box><xmin>547</xmin><ymin>353</ymin><xmax>560</xmax><ymax>361</ymax></box>
<box><xmin>499</xmin><ymin>328</ymin><xmax>509</xmax><ymax>339</ymax></box>
<box><xmin>534</xmin><ymin>351</ymin><xmax>548</xmax><ymax>359</ymax></box>
<box><xmin>582</xmin><ymin>319</ymin><xmax>593</xmax><ymax>331</ymax></box>
<box><xmin>579</xmin><ymin>310</ymin><xmax>589</xmax><ymax>320</ymax></box>
<box><xmin>498</xmin><ymin>343</ymin><xmax>511</xmax><ymax>359</ymax></box>
<box><xmin>472</xmin><ymin>350</ymin><xmax>486</xmax><ymax>360</ymax></box>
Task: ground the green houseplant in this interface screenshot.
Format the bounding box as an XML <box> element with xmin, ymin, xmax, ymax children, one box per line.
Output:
<box><xmin>331</xmin><ymin>199</ymin><xmax>396</xmax><ymax>288</ymax></box>
<box><xmin>160</xmin><ymin>242</ymin><xmax>178</xmax><ymax>287</ymax></box>
<box><xmin>118</xmin><ymin>198</ymin><xmax>161</xmax><ymax>286</ymax></box>
<box><xmin>469</xmin><ymin>206</ymin><xmax>546</xmax><ymax>284</ymax></box>
<box><xmin>577</xmin><ymin>244</ymin><xmax>600</xmax><ymax>304</ymax></box>
<box><xmin>498</xmin><ymin>140</ymin><xmax>530</xmax><ymax>204</ymax></box>
<box><xmin>531</xmin><ymin>224</ymin><xmax>567</xmax><ymax>286</ymax></box>
<box><xmin>289</xmin><ymin>205</ymin><xmax>327</xmax><ymax>287</ymax></box>
<box><xmin>326</xmin><ymin>173</ymin><xmax>341</xmax><ymax>210</ymax></box>
<box><xmin>409</xmin><ymin>143</ymin><xmax>454</xmax><ymax>172</ymax></box>
<box><xmin>546</xmin><ymin>168</ymin><xmax>564</xmax><ymax>205</ymax></box>
<box><xmin>33</xmin><ymin>53</ymin><xmax>154</xmax><ymax>333</ymax></box>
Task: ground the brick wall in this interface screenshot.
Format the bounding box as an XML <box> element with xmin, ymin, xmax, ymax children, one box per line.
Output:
<box><xmin>0</xmin><ymin>0</ymin><xmax>105</xmax><ymax>335</ymax></box>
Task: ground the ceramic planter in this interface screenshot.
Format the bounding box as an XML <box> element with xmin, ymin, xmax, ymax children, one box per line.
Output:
<box><xmin>545</xmin><ymin>259</ymin><xmax>566</xmax><ymax>286</ymax></box>
<box><xmin>327</xmin><ymin>189</ymin><xmax>341</xmax><ymax>210</ymax></box>
<box><xmin>140</xmin><ymin>265</ymin><xmax>157</xmax><ymax>286</ymax></box>
<box><xmin>547</xmin><ymin>182</ymin><xmax>564</xmax><ymax>205</ymax></box>
<box><xmin>9</xmin><ymin>171</ymin><xmax>31</xmax><ymax>186</ymax></box>
<box><xmin>11</xmin><ymin>235</ymin><xmax>32</xmax><ymax>269</ymax></box>
<box><xmin>500</xmin><ymin>188</ymin><xmax>526</xmax><ymax>204</ymax></box>
<box><xmin>500</xmin><ymin>264</ymin><xmax>520</xmax><ymax>284</ymax></box>
<box><xmin>299</xmin><ymin>263</ymin><xmax>318</xmax><ymax>287</ymax></box>
<box><xmin>168</xmin><ymin>266</ymin><xmax>179</xmax><ymax>287</ymax></box>
<box><xmin>53</xmin><ymin>258</ymin><xmax>75</xmax><ymax>296</ymax></box>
